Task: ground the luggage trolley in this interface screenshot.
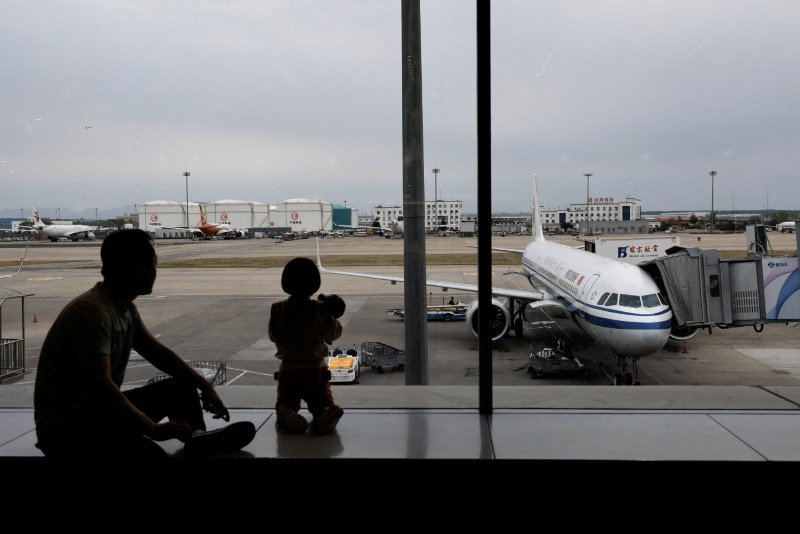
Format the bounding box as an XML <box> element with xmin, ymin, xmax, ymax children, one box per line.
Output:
<box><xmin>527</xmin><ymin>341</ymin><xmax>593</xmax><ymax>380</ymax></box>
<box><xmin>360</xmin><ymin>341</ymin><xmax>406</xmax><ymax>373</ymax></box>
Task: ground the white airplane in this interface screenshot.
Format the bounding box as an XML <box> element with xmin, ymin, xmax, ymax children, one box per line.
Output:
<box><xmin>776</xmin><ymin>221</ymin><xmax>796</xmax><ymax>233</ymax></box>
<box><xmin>31</xmin><ymin>209</ymin><xmax>99</xmax><ymax>242</ymax></box>
<box><xmin>333</xmin><ymin>218</ymin><xmax>403</xmax><ymax>238</ymax></box>
<box><xmin>317</xmin><ymin>175</ymin><xmax>685</xmax><ymax>385</ymax></box>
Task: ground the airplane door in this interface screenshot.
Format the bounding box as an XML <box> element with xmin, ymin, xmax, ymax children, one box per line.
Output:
<box><xmin>580</xmin><ymin>274</ymin><xmax>600</xmax><ymax>301</ymax></box>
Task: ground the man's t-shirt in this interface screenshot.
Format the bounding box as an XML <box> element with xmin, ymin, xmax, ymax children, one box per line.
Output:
<box><xmin>34</xmin><ymin>282</ymin><xmax>147</xmax><ymax>439</ymax></box>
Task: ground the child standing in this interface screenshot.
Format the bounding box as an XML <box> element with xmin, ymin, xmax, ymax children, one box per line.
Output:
<box><xmin>269</xmin><ymin>257</ymin><xmax>345</xmax><ymax>434</ymax></box>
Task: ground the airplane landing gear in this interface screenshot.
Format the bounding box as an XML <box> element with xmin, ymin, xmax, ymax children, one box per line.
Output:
<box><xmin>507</xmin><ymin>299</ymin><xmax>527</xmax><ymax>337</ymax></box>
<box><xmin>613</xmin><ymin>354</ymin><xmax>640</xmax><ymax>385</ymax></box>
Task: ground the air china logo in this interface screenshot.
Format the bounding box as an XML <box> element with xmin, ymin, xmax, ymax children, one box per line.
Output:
<box><xmin>150</xmin><ymin>213</ymin><xmax>159</xmax><ymax>222</ymax></box>
<box><xmin>291</xmin><ymin>211</ymin><xmax>300</xmax><ymax>221</ymax></box>
<box><xmin>768</xmin><ymin>261</ymin><xmax>789</xmax><ymax>268</ymax></box>
<box><xmin>220</xmin><ymin>212</ymin><xmax>229</xmax><ymax>222</ymax></box>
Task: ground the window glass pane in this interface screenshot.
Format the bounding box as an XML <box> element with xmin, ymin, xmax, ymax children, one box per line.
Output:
<box><xmin>642</xmin><ymin>294</ymin><xmax>661</xmax><ymax>307</ymax></box>
<box><xmin>619</xmin><ymin>294</ymin><xmax>642</xmax><ymax>308</ymax></box>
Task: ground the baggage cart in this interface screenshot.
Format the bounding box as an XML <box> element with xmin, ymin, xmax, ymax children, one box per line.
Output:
<box><xmin>360</xmin><ymin>341</ymin><xmax>405</xmax><ymax>373</ymax></box>
<box><xmin>147</xmin><ymin>360</ymin><xmax>227</xmax><ymax>386</ymax></box>
<box><xmin>527</xmin><ymin>342</ymin><xmax>593</xmax><ymax>380</ymax></box>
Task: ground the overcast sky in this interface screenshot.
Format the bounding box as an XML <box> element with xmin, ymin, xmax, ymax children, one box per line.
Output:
<box><xmin>2</xmin><ymin>1</ymin><xmax>799</xmax><ymax>219</ymax></box>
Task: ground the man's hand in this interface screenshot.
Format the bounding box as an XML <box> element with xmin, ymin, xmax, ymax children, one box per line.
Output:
<box><xmin>146</xmin><ymin>420</ymin><xmax>194</xmax><ymax>442</ymax></box>
<box><xmin>200</xmin><ymin>388</ymin><xmax>230</xmax><ymax>422</ymax></box>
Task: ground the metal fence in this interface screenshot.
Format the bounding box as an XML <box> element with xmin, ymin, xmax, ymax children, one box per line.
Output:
<box><xmin>0</xmin><ymin>338</ymin><xmax>25</xmax><ymax>383</ymax></box>
<box><xmin>146</xmin><ymin>360</ymin><xmax>227</xmax><ymax>386</ymax></box>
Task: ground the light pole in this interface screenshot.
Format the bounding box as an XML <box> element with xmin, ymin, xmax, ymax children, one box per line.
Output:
<box><xmin>184</xmin><ymin>171</ymin><xmax>191</xmax><ymax>227</ymax></box>
<box><xmin>432</xmin><ymin>168</ymin><xmax>440</xmax><ymax>232</ymax></box>
<box><xmin>583</xmin><ymin>173</ymin><xmax>593</xmax><ymax>234</ymax></box>
<box><xmin>709</xmin><ymin>170</ymin><xmax>717</xmax><ymax>231</ymax></box>
<box><xmin>95</xmin><ymin>207</ymin><xmax>98</xmax><ymax>224</ymax></box>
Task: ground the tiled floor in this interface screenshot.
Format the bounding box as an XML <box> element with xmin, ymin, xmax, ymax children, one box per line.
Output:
<box><xmin>4</xmin><ymin>407</ymin><xmax>800</xmax><ymax>462</ymax></box>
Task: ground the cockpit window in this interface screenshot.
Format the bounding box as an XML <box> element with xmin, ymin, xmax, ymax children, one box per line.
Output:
<box><xmin>642</xmin><ymin>294</ymin><xmax>661</xmax><ymax>307</ymax></box>
<box><xmin>658</xmin><ymin>293</ymin><xmax>668</xmax><ymax>306</ymax></box>
<box><xmin>604</xmin><ymin>293</ymin><xmax>618</xmax><ymax>306</ymax></box>
<box><xmin>597</xmin><ymin>292</ymin><xmax>610</xmax><ymax>306</ymax></box>
<box><xmin>619</xmin><ymin>294</ymin><xmax>642</xmax><ymax>308</ymax></box>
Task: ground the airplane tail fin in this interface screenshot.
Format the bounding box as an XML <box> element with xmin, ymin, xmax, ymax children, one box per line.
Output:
<box><xmin>198</xmin><ymin>204</ymin><xmax>207</xmax><ymax>225</ymax></box>
<box><xmin>31</xmin><ymin>207</ymin><xmax>46</xmax><ymax>228</ymax></box>
<box><xmin>531</xmin><ymin>174</ymin><xmax>545</xmax><ymax>242</ymax></box>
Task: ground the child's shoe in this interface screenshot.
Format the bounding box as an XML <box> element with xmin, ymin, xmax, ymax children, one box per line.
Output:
<box><xmin>275</xmin><ymin>403</ymin><xmax>309</xmax><ymax>433</ymax></box>
<box><xmin>309</xmin><ymin>405</ymin><xmax>344</xmax><ymax>435</ymax></box>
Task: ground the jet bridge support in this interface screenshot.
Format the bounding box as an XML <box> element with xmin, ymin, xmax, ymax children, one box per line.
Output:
<box><xmin>640</xmin><ymin>235</ymin><xmax>800</xmax><ymax>338</ymax></box>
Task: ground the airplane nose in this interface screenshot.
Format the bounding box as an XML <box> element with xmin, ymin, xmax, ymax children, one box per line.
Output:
<box><xmin>613</xmin><ymin>327</ymin><xmax>671</xmax><ymax>357</ymax></box>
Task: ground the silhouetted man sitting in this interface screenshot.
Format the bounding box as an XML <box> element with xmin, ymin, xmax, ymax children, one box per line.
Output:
<box><xmin>34</xmin><ymin>229</ymin><xmax>255</xmax><ymax>459</ymax></box>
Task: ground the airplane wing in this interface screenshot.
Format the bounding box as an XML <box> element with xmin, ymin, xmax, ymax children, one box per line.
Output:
<box><xmin>62</xmin><ymin>229</ymin><xmax>93</xmax><ymax>239</ymax></box>
<box><xmin>172</xmin><ymin>226</ymin><xmax>205</xmax><ymax>238</ymax></box>
<box><xmin>315</xmin><ymin>239</ymin><xmax>545</xmax><ymax>301</ymax></box>
<box><xmin>469</xmin><ymin>245</ymin><xmax>525</xmax><ymax>254</ymax></box>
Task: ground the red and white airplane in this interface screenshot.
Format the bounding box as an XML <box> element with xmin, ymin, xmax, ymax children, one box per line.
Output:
<box><xmin>189</xmin><ymin>204</ymin><xmax>245</xmax><ymax>239</ymax></box>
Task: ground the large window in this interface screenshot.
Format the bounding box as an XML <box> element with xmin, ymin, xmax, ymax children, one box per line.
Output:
<box><xmin>3</xmin><ymin>2</ymin><xmax>800</xmax><ymax>408</ymax></box>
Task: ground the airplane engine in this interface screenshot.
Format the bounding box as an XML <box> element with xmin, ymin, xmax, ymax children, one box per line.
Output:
<box><xmin>86</xmin><ymin>232</ymin><xmax>96</xmax><ymax>241</ymax></box>
<box><xmin>669</xmin><ymin>324</ymin><xmax>700</xmax><ymax>341</ymax></box>
<box><xmin>466</xmin><ymin>299</ymin><xmax>511</xmax><ymax>342</ymax></box>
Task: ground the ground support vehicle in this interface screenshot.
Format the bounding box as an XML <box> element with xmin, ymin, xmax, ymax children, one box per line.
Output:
<box><xmin>527</xmin><ymin>343</ymin><xmax>594</xmax><ymax>380</ymax></box>
<box><xmin>326</xmin><ymin>345</ymin><xmax>360</xmax><ymax>384</ymax></box>
<box><xmin>386</xmin><ymin>303</ymin><xmax>468</xmax><ymax>322</ymax></box>
<box><xmin>360</xmin><ymin>341</ymin><xmax>406</xmax><ymax>373</ymax></box>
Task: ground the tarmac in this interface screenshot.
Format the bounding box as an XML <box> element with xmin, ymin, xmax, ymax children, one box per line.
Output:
<box><xmin>2</xmin><ymin>231</ymin><xmax>800</xmax><ymax>470</ymax></box>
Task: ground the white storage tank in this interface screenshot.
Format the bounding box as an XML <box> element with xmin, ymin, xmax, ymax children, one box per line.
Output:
<box><xmin>138</xmin><ymin>201</ymin><xmax>201</xmax><ymax>230</ymax></box>
<box><xmin>273</xmin><ymin>198</ymin><xmax>333</xmax><ymax>233</ymax></box>
<box><xmin>206</xmin><ymin>200</ymin><xmax>271</xmax><ymax>230</ymax></box>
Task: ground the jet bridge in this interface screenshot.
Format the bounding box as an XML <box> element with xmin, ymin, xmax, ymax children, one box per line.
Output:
<box><xmin>640</xmin><ymin>227</ymin><xmax>800</xmax><ymax>337</ymax></box>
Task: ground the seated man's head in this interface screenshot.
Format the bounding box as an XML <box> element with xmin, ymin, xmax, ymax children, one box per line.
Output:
<box><xmin>100</xmin><ymin>229</ymin><xmax>157</xmax><ymax>295</ymax></box>
<box><xmin>281</xmin><ymin>257</ymin><xmax>321</xmax><ymax>297</ymax></box>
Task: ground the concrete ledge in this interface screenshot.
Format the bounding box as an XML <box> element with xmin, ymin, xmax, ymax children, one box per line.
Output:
<box><xmin>4</xmin><ymin>384</ymin><xmax>800</xmax><ymax>410</ymax></box>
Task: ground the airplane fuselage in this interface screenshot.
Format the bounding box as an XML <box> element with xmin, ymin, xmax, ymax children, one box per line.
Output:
<box><xmin>38</xmin><ymin>224</ymin><xmax>96</xmax><ymax>241</ymax></box>
<box><xmin>522</xmin><ymin>238</ymin><xmax>672</xmax><ymax>357</ymax></box>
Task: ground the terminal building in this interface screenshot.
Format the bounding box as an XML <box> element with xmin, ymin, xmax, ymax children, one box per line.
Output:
<box><xmin>540</xmin><ymin>195</ymin><xmax>644</xmax><ymax>234</ymax></box>
<box><xmin>373</xmin><ymin>200</ymin><xmax>463</xmax><ymax>230</ymax></box>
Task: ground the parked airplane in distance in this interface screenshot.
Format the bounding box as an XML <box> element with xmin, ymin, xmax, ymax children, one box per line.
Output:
<box><xmin>181</xmin><ymin>204</ymin><xmax>246</xmax><ymax>239</ymax></box>
<box><xmin>31</xmin><ymin>209</ymin><xmax>100</xmax><ymax>242</ymax></box>
<box><xmin>333</xmin><ymin>218</ymin><xmax>403</xmax><ymax>238</ymax></box>
<box><xmin>777</xmin><ymin>221</ymin><xmax>796</xmax><ymax>233</ymax></box>
<box><xmin>317</xmin><ymin>175</ymin><xmax>684</xmax><ymax>385</ymax></box>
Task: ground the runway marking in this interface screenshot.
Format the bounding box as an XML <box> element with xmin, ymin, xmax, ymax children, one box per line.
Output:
<box><xmin>226</xmin><ymin>366</ymin><xmax>275</xmax><ymax>378</ymax></box>
<box><xmin>27</xmin><ymin>276</ymin><xmax>63</xmax><ymax>281</ymax></box>
<box><xmin>736</xmin><ymin>348</ymin><xmax>800</xmax><ymax>379</ymax></box>
<box><xmin>224</xmin><ymin>370</ymin><xmax>249</xmax><ymax>385</ymax></box>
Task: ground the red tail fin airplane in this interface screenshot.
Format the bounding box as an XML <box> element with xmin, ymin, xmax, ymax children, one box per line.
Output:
<box><xmin>196</xmin><ymin>204</ymin><xmax>244</xmax><ymax>239</ymax></box>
